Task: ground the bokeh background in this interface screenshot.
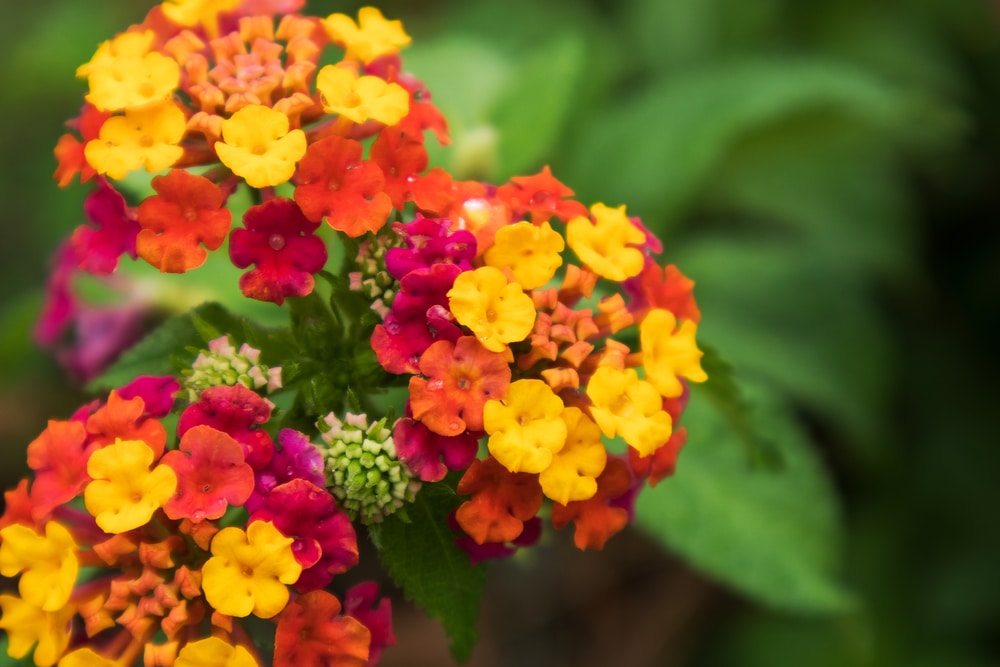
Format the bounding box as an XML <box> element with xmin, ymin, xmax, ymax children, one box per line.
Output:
<box><xmin>2</xmin><ymin>0</ymin><xmax>999</xmax><ymax>665</ymax></box>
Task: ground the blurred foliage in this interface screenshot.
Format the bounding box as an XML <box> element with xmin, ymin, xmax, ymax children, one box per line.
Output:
<box><xmin>1</xmin><ymin>0</ymin><xmax>999</xmax><ymax>666</ymax></box>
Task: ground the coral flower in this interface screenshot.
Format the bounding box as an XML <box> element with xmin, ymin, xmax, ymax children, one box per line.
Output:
<box><xmin>25</xmin><ymin>419</ymin><xmax>91</xmax><ymax>520</ymax></box>
<box><xmin>229</xmin><ymin>197</ymin><xmax>328</xmax><ymax>304</ymax></box>
<box><xmin>315</xmin><ymin>65</ymin><xmax>409</xmax><ymax>126</ymax></box>
<box><xmin>274</xmin><ymin>589</ymin><xmax>371</xmax><ymax>667</ymax></box>
<box><xmin>293</xmin><ymin>135</ymin><xmax>393</xmax><ymax>236</ymax></box>
<box><xmin>324</xmin><ymin>7</ymin><xmax>411</xmax><ymax>64</ymax></box>
<box><xmin>640</xmin><ymin>308</ymin><xmax>708</xmax><ymax>398</ymax></box>
<box><xmin>161</xmin><ymin>425</ymin><xmax>254</xmax><ymax>522</ymax></box>
<box><xmin>136</xmin><ymin>170</ymin><xmax>232</xmax><ymax>273</ymax></box>
<box><xmin>214</xmin><ymin>104</ymin><xmax>307</xmax><ymax>188</ymax></box>
<box><xmin>586</xmin><ymin>366</ymin><xmax>673</xmax><ymax>457</ymax></box>
<box><xmin>483</xmin><ymin>379</ymin><xmax>567</xmax><ymax>474</ymax></box>
<box><xmin>447</xmin><ymin>266</ymin><xmax>536</xmax><ymax>353</ymax></box>
<box><xmin>83</xmin><ymin>438</ymin><xmax>178</xmax><ymax>534</ymax></box>
<box><xmin>566</xmin><ymin>203</ymin><xmax>646</xmax><ymax>281</ymax></box>
<box><xmin>84</xmin><ymin>101</ymin><xmax>186</xmax><ymax>180</ymax></box>
<box><xmin>201</xmin><ymin>520</ymin><xmax>302</xmax><ymax>618</ymax></box>
<box><xmin>484</xmin><ymin>220</ymin><xmax>565</xmax><ymax>289</ymax></box>
<box><xmin>408</xmin><ymin>336</ymin><xmax>511</xmax><ymax>436</ymax></box>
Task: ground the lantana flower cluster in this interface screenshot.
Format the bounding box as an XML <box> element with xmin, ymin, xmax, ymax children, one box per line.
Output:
<box><xmin>3</xmin><ymin>0</ymin><xmax>710</xmax><ymax>664</ymax></box>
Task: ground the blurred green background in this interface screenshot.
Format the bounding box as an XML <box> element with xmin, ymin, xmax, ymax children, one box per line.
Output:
<box><xmin>1</xmin><ymin>0</ymin><xmax>999</xmax><ymax>665</ymax></box>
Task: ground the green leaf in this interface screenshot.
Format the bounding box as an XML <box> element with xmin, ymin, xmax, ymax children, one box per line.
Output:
<box><xmin>372</xmin><ymin>482</ymin><xmax>487</xmax><ymax>663</ymax></box>
<box><xmin>558</xmin><ymin>58</ymin><xmax>906</xmax><ymax>226</ymax></box>
<box><xmin>86</xmin><ymin>302</ymin><xmax>238</xmax><ymax>391</ymax></box>
<box><xmin>636</xmin><ymin>379</ymin><xmax>853</xmax><ymax>613</ymax></box>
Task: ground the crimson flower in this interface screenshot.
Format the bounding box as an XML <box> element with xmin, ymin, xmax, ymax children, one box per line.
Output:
<box><xmin>342</xmin><ymin>582</ymin><xmax>396</xmax><ymax>666</ymax></box>
<box><xmin>294</xmin><ymin>135</ymin><xmax>393</xmax><ymax>237</ymax></box>
<box><xmin>178</xmin><ymin>385</ymin><xmax>275</xmax><ymax>470</ymax></box>
<box><xmin>161</xmin><ymin>424</ymin><xmax>254</xmax><ymax>522</ymax></box>
<box><xmin>70</xmin><ymin>179</ymin><xmax>138</xmax><ymax>275</ymax></box>
<box><xmin>229</xmin><ymin>197</ymin><xmax>327</xmax><ymax>305</ymax></box>
<box><xmin>393</xmin><ymin>418</ymin><xmax>479</xmax><ymax>482</ymax></box>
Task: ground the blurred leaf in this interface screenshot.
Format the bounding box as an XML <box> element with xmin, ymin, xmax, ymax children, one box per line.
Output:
<box><xmin>491</xmin><ymin>33</ymin><xmax>587</xmax><ymax>177</ymax></box>
<box><xmin>637</xmin><ymin>379</ymin><xmax>853</xmax><ymax>613</ymax></box>
<box><xmin>559</xmin><ymin>58</ymin><xmax>905</xmax><ymax>226</ymax></box>
<box><xmin>372</xmin><ymin>482</ymin><xmax>487</xmax><ymax>663</ymax></box>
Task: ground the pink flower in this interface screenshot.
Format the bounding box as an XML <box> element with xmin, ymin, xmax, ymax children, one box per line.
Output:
<box><xmin>385</xmin><ymin>215</ymin><xmax>476</xmax><ymax>278</ymax></box>
<box><xmin>246</xmin><ymin>429</ymin><xmax>326</xmax><ymax>513</ymax></box>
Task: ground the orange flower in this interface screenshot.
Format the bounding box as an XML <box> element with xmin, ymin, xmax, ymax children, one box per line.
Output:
<box><xmin>455</xmin><ymin>456</ymin><xmax>543</xmax><ymax>545</ymax></box>
<box><xmin>551</xmin><ymin>458</ymin><xmax>632</xmax><ymax>550</ymax></box>
<box><xmin>136</xmin><ymin>170</ymin><xmax>232</xmax><ymax>273</ymax></box>
<box><xmin>85</xmin><ymin>391</ymin><xmax>167</xmax><ymax>458</ymax></box>
<box><xmin>408</xmin><ymin>336</ymin><xmax>511</xmax><ymax>437</ymax></box>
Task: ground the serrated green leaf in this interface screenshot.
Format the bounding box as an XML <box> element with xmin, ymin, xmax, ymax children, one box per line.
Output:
<box><xmin>372</xmin><ymin>483</ymin><xmax>487</xmax><ymax>663</ymax></box>
<box><xmin>636</xmin><ymin>379</ymin><xmax>853</xmax><ymax>613</ymax></box>
<box><xmin>558</xmin><ymin>58</ymin><xmax>906</xmax><ymax>225</ymax></box>
<box><xmin>86</xmin><ymin>302</ymin><xmax>238</xmax><ymax>391</ymax></box>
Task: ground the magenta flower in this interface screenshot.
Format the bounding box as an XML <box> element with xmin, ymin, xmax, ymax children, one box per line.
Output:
<box><xmin>371</xmin><ymin>263</ymin><xmax>462</xmax><ymax>374</ymax></box>
<box><xmin>393</xmin><ymin>418</ymin><xmax>479</xmax><ymax>482</ymax></box>
<box><xmin>117</xmin><ymin>375</ymin><xmax>180</xmax><ymax>418</ymax></box>
<box><xmin>250</xmin><ymin>478</ymin><xmax>359</xmax><ymax>592</ymax></box>
<box><xmin>178</xmin><ymin>385</ymin><xmax>275</xmax><ymax>471</ymax></box>
<box><xmin>35</xmin><ymin>241</ymin><xmax>78</xmax><ymax>346</ymax></box>
<box><xmin>70</xmin><ymin>179</ymin><xmax>139</xmax><ymax>275</ymax></box>
<box><xmin>229</xmin><ymin>197</ymin><xmax>328</xmax><ymax>305</ymax></box>
<box><xmin>385</xmin><ymin>215</ymin><xmax>476</xmax><ymax>279</ymax></box>
<box><xmin>246</xmin><ymin>428</ymin><xmax>326</xmax><ymax>513</ymax></box>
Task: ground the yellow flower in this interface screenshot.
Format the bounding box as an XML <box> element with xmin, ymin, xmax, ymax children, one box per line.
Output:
<box><xmin>84</xmin><ymin>100</ymin><xmax>186</xmax><ymax>180</ymax></box>
<box><xmin>0</xmin><ymin>522</ymin><xmax>78</xmax><ymax>611</ymax></box>
<box><xmin>214</xmin><ymin>104</ymin><xmax>307</xmax><ymax>188</ymax></box>
<box><xmin>0</xmin><ymin>594</ymin><xmax>75</xmax><ymax>667</ymax></box>
<box><xmin>484</xmin><ymin>221</ymin><xmax>565</xmax><ymax>289</ymax></box>
<box><xmin>58</xmin><ymin>649</ymin><xmax>117</xmax><ymax>667</ymax></box>
<box><xmin>315</xmin><ymin>64</ymin><xmax>409</xmax><ymax>126</ymax></box>
<box><xmin>447</xmin><ymin>266</ymin><xmax>536</xmax><ymax>353</ymax></box>
<box><xmin>82</xmin><ymin>33</ymin><xmax>179</xmax><ymax>112</ymax></box>
<box><xmin>538</xmin><ymin>407</ymin><xmax>607</xmax><ymax>505</ymax></box>
<box><xmin>484</xmin><ymin>379</ymin><xmax>567</xmax><ymax>473</ymax></box>
<box><xmin>83</xmin><ymin>439</ymin><xmax>177</xmax><ymax>534</ymax></box>
<box><xmin>162</xmin><ymin>0</ymin><xmax>241</xmax><ymax>37</ymax></box>
<box><xmin>201</xmin><ymin>520</ymin><xmax>301</xmax><ymax>619</ymax></box>
<box><xmin>586</xmin><ymin>366</ymin><xmax>673</xmax><ymax>457</ymax></box>
<box><xmin>640</xmin><ymin>308</ymin><xmax>707</xmax><ymax>397</ymax></box>
<box><xmin>174</xmin><ymin>637</ymin><xmax>260</xmax><ymax>667</ymax></box>
<box><xmin>566</xmin><ymin>203</ymin><xmax>645</xmax><ymax>281</ymax></box>
<box><xmin>323</xmin><ymin>7</ymin><xmax>411</xmax><ymax>64</ymax></box>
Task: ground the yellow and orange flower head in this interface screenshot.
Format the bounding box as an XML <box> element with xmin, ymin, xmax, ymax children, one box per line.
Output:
<box><xmin>566</xmin><ymin>203</ymin><xmax>646</xmax><ymax>281</ymax></box>
<box><xmin>447</xmin><ymin>266</ymin><xmax>536</xmax><ymax>353</ymax></box>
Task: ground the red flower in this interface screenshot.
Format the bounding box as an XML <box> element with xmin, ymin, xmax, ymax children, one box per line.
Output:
<box><xmin>495</xmin><ymin>166</ymin><xmax>588</xmax><ymax>224</ymax></box>
<box><xmin>136</xmin><ymin>170</ymin><xmax>232</xmax><ymax>273</ymax></box>
<box><xmin>294</xmin><ymin>135</ymin><xmax>393</xmax><ymax>237</ymax></box>
<box><xmin>71</xmin><ymin>179</ymin><xmax>139</xmax><ymax>275</ymax></box>
<box><xmin>551</xmin><ymin>458</ymin><xmax>632</xmax><ymax>550</ymax></box>
<box><xmin>455</xmin><ymin>456</ymin><xmax>543</xmax><ymax>545</ymax></box>
<box><xmin>161</xmin><ymin>425</ymin><xmax>254</xmax><ymax>522</ymax></box>
<box><xmin>629</xmin><ymin>426</ymin><xmax>687</xmax><ymax>487</ymax></box>
<box><xmin>229</xmin><ymin>197</ymin><xmax>327</xmax><ymax>304</ymax></box>
<box><xmin>178</xmin><ymin>385</ymin><xmax>275</xmax><ymax>470</ymax></box>
<box><xmin>408</xmin><ymin>336</ymin><xmax>510</xmax><ymax>436</ymax></box>
<box><xmin>53</xmin><ymin>104</ymin><xmax>110</xmax><ymax>187</ymax></box>
<box><xmin>274</xmin><ymin>590</ymin><xmax>371</xmax><ymax>667</ymax></box>
<box><xmin>625</xmin><ymin>260</ymin><xmax>701</xmax><ymax>323</ymax></box>
<box><xmin>369</xmin><ymin>126</ymin><xmax>455</xmax><ymax>214</ymax></box>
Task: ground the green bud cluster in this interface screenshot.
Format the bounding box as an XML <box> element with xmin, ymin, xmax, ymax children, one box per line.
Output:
<box><xmin>183</xmin><ymin>335</ymin><xmax>282</xmax><ymax>402</ymax></box>
<box><xmin>317</xmin><ymin>412</ymin><xmax>420</xmax><ymax>524</ymax></box>
<box><xmin>348</xmin><ymin>231</ymin><xmax>399</xmax><ymax>320</ymax></box>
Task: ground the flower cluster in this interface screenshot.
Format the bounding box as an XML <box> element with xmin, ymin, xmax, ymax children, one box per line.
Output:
<box><xmin>0</xmin><ymin>377</ymin><xmax>393</xmax><ymax>667</ymax></box>
<box><xmin>4</xmin><ymin>0</ymin><xmax>712</xmax><ymax>664</ymax></box>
